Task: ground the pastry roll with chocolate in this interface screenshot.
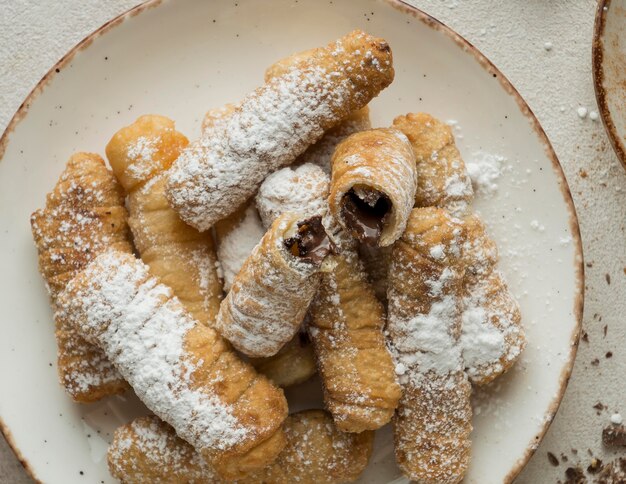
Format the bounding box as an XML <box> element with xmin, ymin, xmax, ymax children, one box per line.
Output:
<box><xmin>59</xmin><ymin>251</ymin><xmax>288</xmax><ymax>480</ymax></box>
<box><xmin>109</xmin><ymin>410</ymin><xmax>373</xmax><ymax>484</ymax></box>
<box><xmin>387</xmin><ymin>207</ymin><xmax>472</xmax><ymax>484</ymax></box>
<box><xmin>265</xmin><ymin>49</ymin><xmax>371</xmax><ymax>174</ymax></box>
<box><xmin>30</xmin><ymin>153</ymin><xmax>131</xmax><ymax>403</ymax></box>
<box><xmin>329</xmin><ymin>128</ymin><xmax>417</xmax><ymax>247</ymax></box>
<box><xmin>460</xmin><ymin>214</ymin><xmax>525</xmax><ymax>385</ymax></box>
<box><xmin>215</xmin><ymin>212</ymin><xmax>335</xmax><ymax>358</ymax></box>
<box><xmin>393</xmin><ymin>112</ymin><xmax>473</xmax><ymax>215</ymax></box>
<box><xmin>166</xmin><ymin>30</ymin><xmax>394</xmax><ymax>231</ymax></box>
<box><xmin>106</xmin><ymin>115</ymin><xmax>223</xmax><ymax>327</ymax></box>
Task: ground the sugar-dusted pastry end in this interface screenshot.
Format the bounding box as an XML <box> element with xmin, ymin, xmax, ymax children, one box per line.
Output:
<box><xmin>393</xmin><ymin>112</ymin><xmax>473</xmax><ymax>215</ymax></box>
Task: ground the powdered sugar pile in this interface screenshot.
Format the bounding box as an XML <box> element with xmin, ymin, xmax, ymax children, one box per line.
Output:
<box><xmin>466</xmin><ymin>151</ymin><xmax>506</xmax><ymax>197</ymax></box>
<box><xmin>460</xmin><ymin>305</ymin><xmax>505</xmax><ymax>372</ymax></box>
<box><xmin>256</xmin><ymin>163</ymin><xmax>330</xmax><ymax>228</ymax></box>
<box><xmin>216</xmin><ymin>205</ymin><xmax>265</xmax><ymax>292</ymax></box>
<box><xmin>61</xmin><ymin>251</ymin><xmax>249</xmax><ymax>452</ymax></box>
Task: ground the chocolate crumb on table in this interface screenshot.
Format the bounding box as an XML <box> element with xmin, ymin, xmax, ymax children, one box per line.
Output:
<box><xmin>602</xmin><ymin>425</ymin><xmax>626</xmax><ymax>447</ymax></box>
<box><xmin>587</xmin><ymin>458</ymin><xmax>603</xmax><ymax>474</ymax></box>
<box><xmin>562</xmin><ymin>465</ymin><xmax>585</xmax><ymax>484</ymax></box>
<box><xmin>548</xmin><ymin>452</ymin><xmax>560</xmax><ymax>466</ymax></box>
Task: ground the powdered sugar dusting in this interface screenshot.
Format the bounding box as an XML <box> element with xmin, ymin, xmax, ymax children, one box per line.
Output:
<box><xmin>466</xmin><ymin>151</ymin><xmax>506</xmax><ymax>197</ymax></box>
<box><xmin>256</xmin><ymin>163</ymin><xmax>330</xmax><ymax>228</ymax></box>
<box><xmin>216</xmin><ymin>205</ymin><xmax>265</xmax><ymax>292</ymax></box>
<box><xmin>166</xmin><ymin>31</ymin><xmax>394</xmax><ymax>231</ymax></box>
<box><xmin>61</xmin><ymin>251</ymin><xmax>249</xmax><ymax>452</ymax></box>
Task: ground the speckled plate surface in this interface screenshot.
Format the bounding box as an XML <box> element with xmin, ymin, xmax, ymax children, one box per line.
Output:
<box><xmin>593</xmin><ymin>0</ymin><xmax>626</xmax><ymax>167</ymax></box>
<box><xmin>0</xmin><ymin>1</ymin><xmax>583</xmax><ymax>483</ymax></box>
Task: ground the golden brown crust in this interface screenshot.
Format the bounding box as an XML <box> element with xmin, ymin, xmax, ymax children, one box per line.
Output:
<box><xmin>460</xmin><ymin>214</ymin><xmax>525</xmax><ymax>385</ymax></box>
<box><xmin>309</xmin><ymin>249</ymin><xmax>401</xmax><ymax>432</ymax></box>
<box><xmin>387</xmin><ymin>207</ymin><xmax>472</xmax><ymax>484</ymax></box>
<box><xmin>106</xmin><ymin>115</ymin><xmax>223</xmax><ymax>327</ymax></box>
<box><xmin>30</xmin><ymin>152</ymin><xmax>131</xmax><ymax>402</ymax></box>
<box><xmin>109</xmin><ymin>411</ymin><xmax>373</xmax><ymax>484</ymax></box>
<box><xmin>329</xmin><ymin>128</ymin><xmax>417</xmax><ymax>247</ymax></box>
<box><xmin>393</xmin><ymin>113</ymin><xmax>473</xmax><ymax>215</ymax></box>
<box><xmin>59</xmin><ymin>251</ymin><xmax>288</xmax><ymax>480</ymax></box>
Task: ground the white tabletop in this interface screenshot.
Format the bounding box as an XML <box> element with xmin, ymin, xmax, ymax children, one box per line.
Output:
<box><xmin>1</xmin><ymin>1</ymin><xmax>624</xmax><ymax>483</ymax></box>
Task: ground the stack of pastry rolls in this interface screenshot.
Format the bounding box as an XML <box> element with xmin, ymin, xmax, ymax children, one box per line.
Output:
<box><xmin>28</xmin><ymin>25</ymin><xmax>528</xmax><ymax>484</ymax></box>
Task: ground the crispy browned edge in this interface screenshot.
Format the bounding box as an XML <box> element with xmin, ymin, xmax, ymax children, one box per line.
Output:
<box><xmin>0</xmin><ymin>0</ymin><xmax>584</xmax><ymax>481</ymax></box>
<box><xmin>592</xmin><ymin>0</ymin><xmax>625</xmax><ymax>168</ymax></box>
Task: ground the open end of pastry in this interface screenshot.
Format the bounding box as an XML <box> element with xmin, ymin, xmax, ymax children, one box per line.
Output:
<box><xmin>340</xmin><ymin>187</ymin><xmax>391</xmax><ymax>246</ymax></box>
<box><xmin>284</xmin><ymin>216</ymin><xmax>335</xmax><ymax>265</ymax></box>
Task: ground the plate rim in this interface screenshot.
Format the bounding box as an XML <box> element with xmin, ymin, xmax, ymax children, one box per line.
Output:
<box><xmin>0</xmin><ymin>0</ymin><xmax>584</xmax><ymax>482</ymax></box>
<box><xmin>592</xmin><ymin>0</ymin><xmax>626</xmax><ymax>168</ymax></box>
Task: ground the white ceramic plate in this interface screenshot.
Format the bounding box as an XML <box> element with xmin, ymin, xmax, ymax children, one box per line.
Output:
<box><xmin>593</xmin><ymin>0</ymin><xmax>626</xmax><ymax>168</ymax></box>
<box><xmin>0</xmin><ymin>1</ymin><xmax>583</xmax><ymax>483</ymax></box>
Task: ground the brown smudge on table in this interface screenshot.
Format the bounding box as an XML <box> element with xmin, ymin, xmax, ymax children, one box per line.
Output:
<box><xmin>548</xmin><ymin>452</ymin><xmax>560</xmax><ymax>466</ymax></box>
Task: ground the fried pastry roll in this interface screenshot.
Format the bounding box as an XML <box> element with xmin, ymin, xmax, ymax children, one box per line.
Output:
<box><xmin>309</xmin><ymin>247</ymin><xmax>402</xmax><ymax>433</ymax></box>
<box><xmin>460</xmin><ymin>214</ymin><xmax>525</xmax><ymax>385</ymax></box>
<box><xmin>265</xmin><ymin>48</ymin><xmax>371</xmax><ymax>173</ymax></box>
<box><xmin>393</xmin><ymin>112</ymin><xmax>473</xmax><ymax>215</ymax></box>
<box><xmin>106</xmin><ymin>115</ymin><xmax>223</xmax><ymax>327</ymax></box>
<box><xmin>109</xmin><ymin>410</ymin><xmax>373</xmax><ymax>484</ymax></box>
<box><xmin>216</xmin><ymin>212</ymin><xmax>335</xmax><ymax>358</ymax></box>
<box><xmin>59</xmin><ymin>250</ymin><xmax>288</xmax><ymax>480</ymax></box>
<box><xmin>387</xmin><ymin>207</ymin><xmax>472</xmax><ymax>484</ymax></box>
<box><xmin>329</xmin><ymin>128</ymin><xmax>417</xmax><ymax>247</ymax></box>
<box><xmin>30</xmin><ymin>153</ymin><xmax>131</xmax><ymax>402</ymax></box>
<box><xmin>166</xmin><ymin>30</ymin><xmax>394</xmax><ymax>231</ymax></box>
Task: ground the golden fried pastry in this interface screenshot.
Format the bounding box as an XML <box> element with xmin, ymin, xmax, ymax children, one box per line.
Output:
<box><xmin>393</xmin><ymin>112</ymin><xmax>473</xmax><ymax>215</ymax></box>
<box><xmin>216</xmin><ymin>212</ymin><xmax>335</xmax><ymax>358</ymax></box>
<box><xmin>329</xmin><ymin>128</ymin><xmax>417</xmax><ymax>247</ymax></box>
<box><xmin>109</xmin><ymin>410</ymin><xmax>373</xmax><ymax>484</ymax></box>
<box><xmin>387</xmin><ymin>207</ymin><xmax>472</xmax><ymax>484</ymax></box>
<box><xmin>265</xmin><ymin>47</ymin><xmax>371</xmax><ymax>173</ymax></box>
<box><xmin>460</xmin><ymin>214</ymin><xmax>525</xmax><ymax>385</ymax></box>
<box><xmin>309</xmin><ymin>247</ymin><xmax>402</xmax><ymax>433</ymax></box>
<box><xmin>106</xmin><ymin>115</ymin><xmax>223</xmax><ymax>327</ymax></box>
<box><xmin>166</xmin><ymin>30</ymin><xmax>394</xmax><ymax>231</ymax></box>
<box><xmin>201</xmin><ymin>103</ymin><xmax>238</xmax><ymax>133</ymax></box>
<box><xmin>30</xmin><ymin>152</ymin><xmax>131</xmax><ymax>402</ymax></box>
<box><xmin>58</xmin><ymin>250</ymin><xmax>288</xmax><ymax>480</ymax></box>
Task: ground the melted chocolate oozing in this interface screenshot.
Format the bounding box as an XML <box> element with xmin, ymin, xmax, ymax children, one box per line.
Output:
<box><xmin>340</xmin><ymin>188</ymin><xmax>391</xmax><ymax>245</ymax></box>
<box><xmin>284</xmin><ymin>216</ymin><xmax>336</xmax><ymax>265</ymax></box>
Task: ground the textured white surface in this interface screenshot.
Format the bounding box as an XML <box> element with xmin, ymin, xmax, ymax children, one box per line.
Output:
<box><xmin>0</xmin><ymin>1</ymin><xmax>624</xmax><ymax>483</ymax></box>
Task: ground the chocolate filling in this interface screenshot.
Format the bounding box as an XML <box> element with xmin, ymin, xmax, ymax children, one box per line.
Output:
<box><xmin>340</xmin><ymin>187</ymin><xmax>391</xmax><ymax>245</ymax></box>
<box><xmin>284</xmin><ymin>216</ymin><xmax>335</xmax><ymax>265</ymax></box>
